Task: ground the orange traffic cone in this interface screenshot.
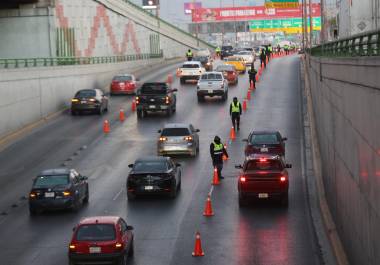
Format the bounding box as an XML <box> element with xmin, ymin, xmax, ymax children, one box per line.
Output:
<box><xmin>192</xmin><ymin>231</ymin><xmax>205</xmax><ymax>257</ymax></box>
<box><xmin>103</xmin><ymin>120</ymin><xmax>110</xmax><ymax>134</ymax></box>
<box><xmin>222</xmin><ymin>143</ymin><xmax>229</xmax><ymax>161</ymax></box>
<box><xmin>242</xmin><ymin>99</ymin><xmax>247</xmax><ymax>112</ymax></box>
<box><xmin>256</xmin><ymin>74</ymin><xmax>260</xmax><ymax>82</ymax></box>
<box><xmin>203</xmin><ymin>195</ymin><xmax>214</xmax><ymax>216</ymax></box>
<box><xmin>119</xmin><ymin>108</ymin><xmax>125</xmax><ymax>122</ymax></box>
<box><xmin>131</xmin><ymin>100</ymin><xmax>136</xmax><ymax>112</ymax></box>
<box><xmin>212</xmin><ymin>167</ymin><xmax>220</xmax><ymax>185</ymax></box>
<box><xmin>247</xmin><ymin>90</ymin><xmax>251</xmax><ymax>100</ymax></box>
<box><xmin>230</xmin><ymin>126</ymin><xmax>236</xmax><ymax>140</ymax></box>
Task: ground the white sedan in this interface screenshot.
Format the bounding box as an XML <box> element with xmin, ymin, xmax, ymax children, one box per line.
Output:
<box><xmin>234</xmin><ymin>50</ymin><xmax>255</xmax><ymax>66</ymax></box>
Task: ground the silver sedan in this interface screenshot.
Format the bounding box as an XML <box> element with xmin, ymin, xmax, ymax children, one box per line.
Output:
<box><xmin>157</xmin><ymin>123</ymin><xmax>200</xmax><ymax>157</ymax></box>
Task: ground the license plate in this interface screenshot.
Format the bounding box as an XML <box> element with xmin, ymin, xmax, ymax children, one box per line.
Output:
<box><xmin>89</xmin><ymin>247</ymin><xmax>101</xmax><ymax>253</ymax></box>
<box><xmin>45</xmin><ymin>192</ymin><xmax>55</xmax><ymax>198</ymax></box>
<box><xmin>145</xmin><ymin>186</ymin><xmax>154</xmax><ymax>190</ymax></box>
<box><xmin>260</xmin><ymin>147</ymin><xmax>269</xmax><ymax>152</ymax></box>
<box><xmin>208</xmin><ymin>90</ymin><xmax>213</xmax><ymax>94</ymax></box>
<box><xmin>258</xmin><ymin>193</ymin><xmax>269</xmax><ymax>198</ymax></box>
<box><xmin>149</xmin><ymin>105</ymin><xmax>156</xmax><ymax>109</ymax></box>
<box><xmin>81</xmin><ymin>101</ymin><xmax>87</xmax><ymax>104</ymax></box>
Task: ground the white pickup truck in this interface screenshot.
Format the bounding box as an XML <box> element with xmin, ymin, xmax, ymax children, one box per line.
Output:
<box><xmin>178</xmin><ymin>61</ymin><xmax>206</xmax><ymax>84</ymax></box>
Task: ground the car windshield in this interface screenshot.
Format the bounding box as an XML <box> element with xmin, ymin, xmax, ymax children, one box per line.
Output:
<box><xmin>238</xmin><ymin>51</ymin><xmax>252</xmax><ymax>55</ymax></box>
<box><xmin>162</xmin><ymin>128</ymin><xmax>190</xmax><ymax>136</ymax></box>
<box><xmin>113</xmin><ymin>75</ymin><xmax>132</xmax><ymax>81</ymax></box>
<box><xmin>34</xmin><ymin>175</ymin><xmax>69</xmax><ymax>188</ymax></box>
<box><xmin>182</xmin><ymin>64</ymin><xmax>200</xmax><ymax>68</ymax></box>
<box><xmin>215</xmin><ymin>65</ymin><xmax>234</xmax><ymax>72</ymax></box>
<box><xmin>76</xmin><ymin>224</ymin><xmax>116</xmax><ymax>241</ymax></box>
<box><xmin>75</xmin><ymin>90</ymin><xmax>96</xmax><ymax>98</ymax></box>
<box><xmin>193</xmin><ymin>57</ymin><xmax>207</xmax><ymax>62</ymax></box>
<box><xmin>200</xmin><ymin>73</ymin><xmax>222</xmax><ymax>80</ymax></box>
<box><xmin>134</xmin><ymin>161</ymin><xmax>168</xmax><ymax>173</ymax></box>
<box><xmin>251</xmin><ymin>134</ymin><xmax>279</xmax><ymax>144</ymax></box>
<box><xmin>141</xmin><ymin>84</ymin><xmax>167</xmax><ymax>94</ymax></box>
<box><xmin>246</xmin><ymin>160</ymin><xmax>283</xmax><ymax>171</ymax></box>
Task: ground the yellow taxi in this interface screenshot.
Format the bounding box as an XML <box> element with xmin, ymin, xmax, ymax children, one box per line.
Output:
<box><xmin>224</xmin><ymin>56</ymin><xmax>247</xmax><ymax>74</ymax></box>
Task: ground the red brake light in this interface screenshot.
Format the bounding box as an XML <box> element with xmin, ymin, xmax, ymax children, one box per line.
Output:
<box><xmin>280</xmin><ymin>176</ymin><xmax>286</xmax><ymax>182</ymax></box>
<box><xmin>259</xmin><ymin>158</ymin><xmax>267</xmax><ymax>162</ymax></box>
<box><xmin>240</xmin><ymin>176</ymin><xmax>246</xmax><ymax>182</ymax></box>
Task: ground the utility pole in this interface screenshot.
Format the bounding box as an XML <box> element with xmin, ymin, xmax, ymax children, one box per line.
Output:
<box><xmin>233</xmin><ymin>0</ymin><xmax>237</xmax><ymax>45</ymax></box>
<box><xmin>192</xmin><ymin>0</ymin><xmax>199</xmax><ymax>47</ymax></box>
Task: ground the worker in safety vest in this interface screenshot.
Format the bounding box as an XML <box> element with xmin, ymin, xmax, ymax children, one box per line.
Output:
<box><xmin>248</xmin><ymin>63</ymin><xmax>257</xmax><ymax>88</ymax></box>
<box><xmin>215</xmin><ymin>46</ymin><xmax>221</xmax><ymax>57</ymax></box>
<box><xmin>186</xmin><ymin>49</ymin><xmax>193</xmax><ymax>61</ymax></box>
<box><xmin>267</xmin><ymin>44</ymin><xmax>273</xmax><ymax>61</ymax></box>
<box><xmin>284</xmin><ymin>44</ymin><xmax>289</xmax><ymax>55</ymax></box>
<box><xmin>209</xmin><ymin>136</ymin><xmax>229</xmax><ymax>179</ymax></box>
<box><xmin>230</xmin><ymin>97</ymin><xmax>242</xmax><ymax>131</ymax></box>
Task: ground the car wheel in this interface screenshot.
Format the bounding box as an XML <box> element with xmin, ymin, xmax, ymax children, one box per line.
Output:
<box><xmin>166</xmin><ymin>108</ymin><xmax>172</xmax><ymax>117</ymax></box>
<box><xmin>69</xmin><ymin>260</ymin><xmax>76</xmax><ymax>265</ymax></box>
<box><xmin>197</xmin><ymin>95</ymin><xmax>204</xmax><ymax>102</ymax></box>
<box><xmin>177</xmin><ymin>179</ymin><xmax>182</xmax><ymax>191</ymax></box>
<box><xmin>97</xmin><ymin>107</ymin><xmax>103</xmax><ymax>115</ymax></box>
<box><xmin>71</xmin><ymin>110</ymin><xmax>77</xmax><ymax>116</ymax></box>
<box><xmin>238</xmin><ymin>194</ymin><xmax>247</xmax><ymax>207</ymax></box>
<box><xmin>83</xmin><ymin>188</ymin><xmax>89</xmax><ymax>204</ymax></box>
<box><xmin>170</xmin><ymin>182</ymin><xmax>177</xmax><ymax>198</ymax></box>
<box><xmin>137</xmin><ymin>110</ymin><xmax>143</xmax><ymax>119</ymax></box>
<box><xmin>191</xmin><ymin>147</ymin><xmax>197</xmax><ymax>157</ymax></box>
<box><xmin>281</xmin><ymin>194</ymin><xmax>289</xmax><ymax>207</ymax></box>
<box><xmin>127</xmin><ymin>191</ymin><xmax>136</xmax><ymax>201</ymax></box>
<box><xmin>180</xmin><ymin>78</ymin><xmax>185</xmax><ymax>84</ymax></box>
<box><xmin>72</xmin><ymin>198</ymin><xmax>81</xmax><ymax>212</ymax></box>
<box><xmin>117</xmin><ymin>252</ymin><xmax>127</xmax><ymax>265</ymax></box>
<box><xmin>29</xmin><ymin>207</ymin><xmax>38</xmax><ymax>216</ymax></box>
<box><xmin>128</xmin><ymin>239</ymin><xmax>134</xmax><ymax>257</ymax></box>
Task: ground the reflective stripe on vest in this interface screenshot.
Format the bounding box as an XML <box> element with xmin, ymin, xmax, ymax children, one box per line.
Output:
<box><xmin>213</xmin><ymin>142</ymin><xmax>223</xmax><ymax>155</ymax></box>
<box><xmin>187</xmin><ymin>52</ymin><xmax>193</xmax><ymax>56</ymax></box>
<box><xmin>231</xmin><ymin>102</ymin><xmax>241</xmax><ymax>113</ymax></box>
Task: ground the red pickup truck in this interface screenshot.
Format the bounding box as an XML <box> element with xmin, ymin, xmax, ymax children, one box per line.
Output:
<box><xmin>236</xmin><ymin>154</ymin><xmax>292</xmax><ymax>207</ymax></box>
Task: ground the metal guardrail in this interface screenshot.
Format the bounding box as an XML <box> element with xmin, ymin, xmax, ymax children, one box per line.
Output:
<box><xmin>122</xmin><ymin>0</ymin><xmax>215</xmax><ymax>50</ymax></box>
<box><xmin>311</xmin><ymin>30</ymin><xmax>380</xmax><ymax>57</ymax></box>
<box><xmin>0</xmin><ymin>52</ymin><xmax>163</xmax><ymax>69</ymax></box>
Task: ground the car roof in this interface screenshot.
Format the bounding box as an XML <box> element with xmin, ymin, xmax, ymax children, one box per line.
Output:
<box><xmin>202</xmin><ymin>71</ymin><xmax>223</xmax><ymax>75</ymax></box>
<box><xmin>183</xmin><ymin>61</ymin><xmax>201</xmax><ymax>65</ymax></box>
<box><xmin>163</xmin><ymin>123</ymin><xmax>190</xmax><ymax>129</ymax></box>
<box><xmin>38</xmin><ymin>168</ymin><xmax>71</xmax><ymax>176</ymax></box>
<box><xmin>135</xmin><ymin>156</ymin><xmax>170</xmax><ymax>163</ymax></box>
<box><xmin>79</xmin><ymin>216</ymin><xmax>120</xmax><ymax>225</ymax></box>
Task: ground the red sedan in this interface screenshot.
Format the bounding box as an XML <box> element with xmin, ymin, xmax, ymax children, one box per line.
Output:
<box><xmin>68</xmin><ymin>216</ymin><xmax>134</xmax><ymax>265</ymax></box>
<box><xmin>215</xmin><ymin>64</ymin><xmax>238</xmax><ymax>85</ymax></box>
<box><xmin>236</xmin><ymin>154</ymin><xmax>292</xmax><ymax>207</ymax></box>
<box><xmin>110</xmin><ymin>74</ymin><xmax>139</xmax><ymax>95</ymax></box>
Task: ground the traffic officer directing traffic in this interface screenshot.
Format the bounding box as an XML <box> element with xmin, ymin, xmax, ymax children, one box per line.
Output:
<box><xmin>186</xmin><ymin>49</ymin><xmax>193</xmax><ymax>61</ymax></box>
<box><xmin>210</xmin><ymin>136</ymin><xmax>229</xmax><ymax>179</ymax></box>
<box><xmin>230</xmin><ymin>97</ymin><xmax>242</xmax><ymax>131</ymax></box>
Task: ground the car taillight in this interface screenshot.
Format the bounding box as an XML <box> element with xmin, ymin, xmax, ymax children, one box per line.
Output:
<box><xmin>165</xmin><ymin>96</ymin><xmax>170</xmax><ymax>104</ymax></box>
<box><xmin>259</xmin><ymin>158</ymin><xmax>267</xmax><ymax>162</ymax></box>
<box><xmin>135</xmin><ymin>96</ymin><xmax>140</xmax><ymax>104</ymax></box>
<box><xmin>280</xmin><ymin>176</ymin><xmax>286</xmax><ymax>182</ymax></box>
<box><xmin>115</xmin><ymin>242</ymin><xmax>123</xmax><ymax>249</ymax></box>
<box><xmin>240</xmin><ymin>176</ymin><xmax>246</xmax><ymax>182</ymax></box>
<box><xmin>29</xmin><ymin>192</ymin><xmax>37</xmax><ymax>198</ymax></box>
<box><xmin>69</xmin><ymin>244</ymin><xmax>76</xmax><ymax>252</ymax></box>
<box><xmin>159</xmin><ymin>137</ymin><xmax>167</xmax><ymax>141</ymax></box>
<box><xmin>184</xmin><ymin>136</ymin><xmax>193</xmax><ymax>141</ymax></box>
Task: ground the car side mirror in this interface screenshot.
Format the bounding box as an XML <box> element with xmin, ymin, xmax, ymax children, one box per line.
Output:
<box><xmin>176</xmin><ymin>163</ymin><xmax>182</xmax><ymax>167</ymax></box>
<box><xmin>81</xmin><ymin>176</ymin><xmax>88</xmax><ymax>180</ymax></box>
<box><xmin>242</xmin><ymin>139</ymin><xmax>248</xmax><ymax>142</ymax></box>
<box><xmin>282</xmin><ymin>137</ymin><xmax>288</xmax><ymax>141</ymax></box>
<box><xmin>285</xmin><ymin>164</ymin><xmax>292</xmax><ymax>168</ymax></box>
<box><xmin>157</xmin><ymin>129</ymin><xmax>162</xmax><ymax>133</ymax></box>
<box><xmin>128</xmin><ymin>164</ymin><xmax>134</xmax><ymax>168</ymax></box>
<box><xmin>235</xmin><ymin>164</ymin><xmax>243</xmax><ymax>169</ymax></box>
<box><xmin>126</xmin><ymin>225</ymin><xmax>134</xmax><ymax>230</ymax></box>
<box><xmin>195</xmin><ymin>129</ymin><xmax>200</xmax><ymax>132</ymax></box>
<box><xmin>172</xmin><ymin>88</ymin><xmax>178</xmax><ymax>92</ymax></box>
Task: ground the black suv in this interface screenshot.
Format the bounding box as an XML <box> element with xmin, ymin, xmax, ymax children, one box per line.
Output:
<box><xmin>221</xmin><ymin>45</ymin><xmax>234</xmax><ymax>59</ymax></box>
<box><xmin>135</xmin><ymin>82</ymin><xmax>177</xmax><ymax>118</ymax></box>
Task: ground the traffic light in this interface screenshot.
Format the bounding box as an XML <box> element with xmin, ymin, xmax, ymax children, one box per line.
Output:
<box><xmin>142</xmin><ymin>0</ymin><xmax>159</xmax><ymax>9</ymax></box>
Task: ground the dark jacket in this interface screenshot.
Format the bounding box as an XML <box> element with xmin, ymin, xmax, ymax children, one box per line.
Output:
<box><xmin>260</xmin><ymin>52</ymin><xmax>266</xmax><ymax>61</ymax></box>
<box><xmin>210</xmin><ymin>142</ymin><xmax>228</xmax><ymax>165</ymax></box>
<box><xmin>230</xmin><ymin>101</ymin><xmax>242</xmax><ymax>116</ymax></box>
<box><xmin>249</xmin><ymin>68</ymin><xmax>257</xmax><ymax>79</ymax></box>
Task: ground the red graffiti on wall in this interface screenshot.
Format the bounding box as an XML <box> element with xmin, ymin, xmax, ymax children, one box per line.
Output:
<box><xmin>55</xmin><ymin>0</ymin><xmax>141</xmax><ymax>57</ymax></box>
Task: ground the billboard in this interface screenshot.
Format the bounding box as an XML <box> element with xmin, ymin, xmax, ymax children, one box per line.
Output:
<box><xmin>192</xmin><ymin>3</ymin><xmax>320</xmax><ymax>22</ymax></box>
<box><xmin>249</xmin><ymin>17</ymin><xmax>321</xmax><ymax>34</ymax></box>
<box><xmin>264</xmin><ymin>0</ymin><xmax>299</xmax><ymax>8</ymax></box>
<box><xmin>184</xmin><ymin>2</ymin><xmax>202</xmax><ymax>15</ymax></box>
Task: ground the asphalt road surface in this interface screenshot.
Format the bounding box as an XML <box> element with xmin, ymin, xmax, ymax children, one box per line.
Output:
<box><xmin>0</xmin><ymin>56</ymin><xmax>323</xmax><ymax>265</ymax></box>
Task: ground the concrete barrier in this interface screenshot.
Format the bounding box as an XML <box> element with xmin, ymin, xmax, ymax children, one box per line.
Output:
<box><xmin>306</xmin><ymin>55</ymin><xmax>380</xmax><ymax>265</ymax></box>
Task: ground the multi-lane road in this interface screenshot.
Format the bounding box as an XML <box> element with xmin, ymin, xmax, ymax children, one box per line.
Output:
<box><xmin>0</xmin><ymin>56</ymin><xmax>324</xmax><ymax>265</ymax></box>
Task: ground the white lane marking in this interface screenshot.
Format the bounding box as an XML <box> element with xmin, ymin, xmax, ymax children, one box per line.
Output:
<box><xmin>208</xmin><ymin>185</ymin><xmax>214</xmax><ymax>197</ymax></box>
<box><xmin>112</xmin><ymin>188</ymin><xmax>124</xmax><ymax>201</ymax></box>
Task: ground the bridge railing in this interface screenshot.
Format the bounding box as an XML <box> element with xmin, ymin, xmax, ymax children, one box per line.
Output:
<box><xmin>311</xmin><ymin>29</ymin><xmax>380</xmax><ymax>57</ymax></box>
<box><xmin>0</xmin><ymin>51</ymin><xmax>163</xmax><ymax>69</ymax></box>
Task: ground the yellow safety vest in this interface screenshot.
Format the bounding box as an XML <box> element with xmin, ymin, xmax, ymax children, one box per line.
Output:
<box><xmin>213</xmin><ymin>142</ymin><xmax>223</xmax><ymax>155</ymax></box>
<box><xmin>231</xmin><ymin>102</ymin><xmax>241</xmax><ymax>113</ymax></box>
<box><xmin>187</xmin><ymin>51</ymin><xmax>193</xmax><ymax>57</ymax></box>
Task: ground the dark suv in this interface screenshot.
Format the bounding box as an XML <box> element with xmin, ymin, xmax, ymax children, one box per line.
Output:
<box><xmin>243</xmin><ymin>131</ymin><xmax>287</xmax><ymax>157</ymax></box>
<box><xmin>135</xmin><ymin>82</ymin><xmax>177</xmax><ymax>118</ymax></box>
<box><xmin>221</xmin><ymin>45</ymin><xmax>233</xmax><ymax>59</ymax></box>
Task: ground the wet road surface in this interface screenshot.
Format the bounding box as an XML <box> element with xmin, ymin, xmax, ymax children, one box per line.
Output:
<box><xmin>0</xmin><ymin>56</ymin><xmax>323</xmax><ymax>265</ymax></box>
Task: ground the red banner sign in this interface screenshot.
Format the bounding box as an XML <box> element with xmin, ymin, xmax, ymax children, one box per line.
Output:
<box><xmin>191</xmin><ymin>3</ymin><xmax>320</xmax><ymax>22</ymax></box>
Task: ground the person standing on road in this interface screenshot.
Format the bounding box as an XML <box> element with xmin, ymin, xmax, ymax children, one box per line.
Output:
<box><xmin>248</xmin><ymin>64</ymin><xmax>257</xmax><ymax>88</ymax></box>
<box><xmin>260</xmin><ymin>49</ymin><xmax>266</xmax><ymax>68</ymax></box>
<box><xmin>186</xmin><ymin>49</ymin><xmax>193</xmax><ymax>61</ymax></box>
<box><xmin>210</xmin><ymin>136</ymin><xmax>229</xmax><ymax>179</ymax></box>
<box><xmin>266</xmin><ymin>44</ymin><xmax>272</xmax><ymax>62</ymax></box>
<box><xmin>230</xmin><ymin>97</ymin><xmax>242</xmax><ymax>131</ymax></box>
<box><xmin>215</xmin><ymin>46</ymin><xmax>221</xmax><ymax>57</ymax></box>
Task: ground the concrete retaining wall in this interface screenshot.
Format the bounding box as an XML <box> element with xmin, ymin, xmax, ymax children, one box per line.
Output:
<box><xmin>307</xmin><ymin>56</ymin><xmax>380</xmax><ymax>265</ymax></box>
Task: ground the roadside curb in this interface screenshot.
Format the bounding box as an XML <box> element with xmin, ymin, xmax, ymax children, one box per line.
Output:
<box><xmin>301</xmin><ymin>56</ymin><xmax>350</xmax><ymax>265</ymax></box>
<box><xmin>0</xmin><ymin>57</ymin><xmax>183</xmax><ymax>151</ymax></box>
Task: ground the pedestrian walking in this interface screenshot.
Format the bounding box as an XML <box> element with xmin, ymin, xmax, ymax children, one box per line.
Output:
<box><xmin>248</xmin><ymin>64</ymin><xmax>257</xmax><ymax>88</ymax></box>
<box><xmin>210</xmin><ymin>136</ymin><xmax>229</xmax><ymax>179</ymax></box>
<box><xmin>260</xmin><ymin>49</ymin><xmax>266</xmax><ymax>68</ymax></box>
<box><xmin>230</xmin><ymin>97</ymin><xmax>242</xmax><ymax>131</ymax></box>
